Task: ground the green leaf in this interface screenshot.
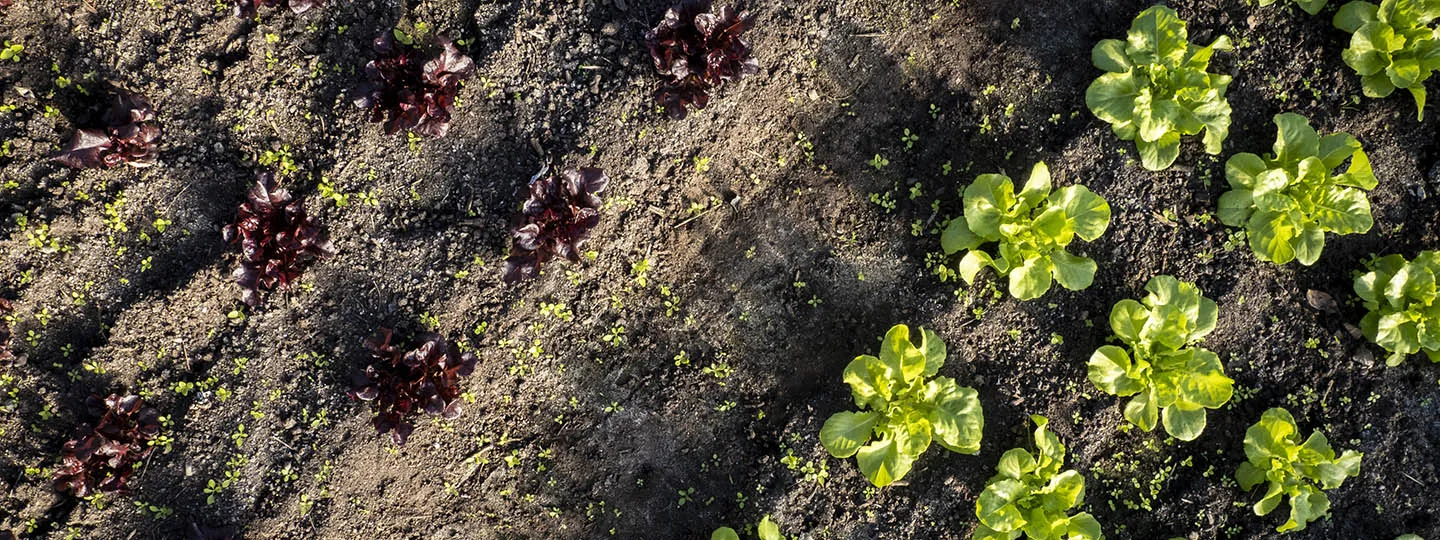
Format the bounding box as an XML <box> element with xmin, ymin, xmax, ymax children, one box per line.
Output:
<box><xmin>1317</xmin><ymin>132</ymin><xmax>1363</xmax><ymax>171</ymax></box>
<box><xmin>757</xmin><ymin>516</ymin><xmax>781</xmax><ymax>540</ymax></box>
<box><xmin>1051</xmin><ymin>185</ymin><xmax>1112</xmax><ymax>241</ymax></box>
<box><xmin>1312</xmin><ymin>186</ymin><xmax>1373</xmax><ymax>235</ymax></box>
<box><xmin>941</xmin><ymin>217</ymin><xmax>983</xmax><ymax>254</ymax></box>
<box><xmin>1017</xmin><ymin>161</ymin><xmax>1052</xmax><ymax>209</ymax></box>
<box><xmin>976</xmin><ymin>479</ymin><xmax>1028</xmax><ymax>532</ymax></box>
<box><xmin>1247</xmin><ymin>211</ymin><xmax>1299</xmax><ymax>264</ymax></box>
<box><xmin>1408</xmin><ymin>84</ymin><xmax>1426</xmax><ymax>121</ymax></box>
<box><xmin>1236</xmin><ymin>461</ymin><xmax>1266</xmax><ymax>491</ymax></box>
<box><xmin>1124</xmin><ymin>388</ymin><xmax>1159</xmax><ymax>431</ymax></box>
<box><xmin>1224</xmin><ymin>152</ymin><xmax>1270</xmax><ymax>190</ymax></box>
<box><xmin>1127</xmin><ymin>5</ymin><xmax>1189</xmax><ymax>67</ymax></box>
<box><xmin>1334</xmin><ymin>0</ymin><xmax>1379</xmax><ymax>33</ymax></box>
<box><xmin>1272</xmin><ymin>113</ymin><xmax>1320</xmax><ymax>166</ymax></box>
<box><xmin>1091</xmin><ymin>38</ymin><xmax>1132</xmax><ymax>73</ymax></box>
<box><xmin>1050</xmin><ymin>250</ymin><xmax>1098</xmax><ymax>291</ymax></box>
<box><xmin>1085</xmin><ymin>72</ymin><xmax>1141</xmax><ymax>126</ymax></box>
<box><xmin>1109</xmin><ymin>299</ymin><xmax>1150</xmax><ymax>343</ymax></box>
<box><xmin>1172</xmin><ymin>349</ymin><xmax>1233</xmax><ymax>408</ymax></box>
<box><xmin>1010</xmin><ymin>256</ymin><xmax>1054</xmax><ymax>301</ymax></box>
<box><xmin>1347</xmin><ymin>23</ymin><xmax>1400</xmax><ymax>76</ymax></box>
<box><xmin>1067</xmin><ymin>513</ymin><xmax>1104</xmax><ymax>540</ymax></box>
<box><xmin>711</xmin><ymin>527</ymin><xmax>741</xmax><ymax>540</ymax></box>
<box><xmin>1294</xmin><ymin>222</ymin><xmax>1326</xmax><ymax>266</ymax></box>
<box><xmin>1280</xmin><ymin>488</ymin><xmax>1329</xmax><ymax>532</ymax></box>
<box><xmin>879</xmin><ymin>324</ymin><xmax>925</xmax><ymax>385</ymax></box>
<box><xmin>958</xmin><ymin>250</ymin><xmax>996</xmax><ymax>284</ymax></box>
<box><xmin>1136</xmin><ymin>130</ymin><xmax>1182</xmax><ymax>171</ymax></box>
<box><xmin>965</xmin><ymin>174</ymin><xmax>1016</xmax><ymax>239</ymax></box>
<box><xmin>1245</xmin><ymin>408</ymin><xmax>1300</xmax><ymax>464</ymax></box>
<box><xmin>1042</xmin><ymin>470</ymin><xmax>1087</xmax><ymax>512</ymax></box>
<box><xmin>1161</xmin><ymin>404</ymin><xmax>1207</xmax><ymax>441</ymax></box>
<box><xmin>995</xmin><ymin>448</ymin><xmax>1038</xmax><ymax>479</ymax></box>
<box><xmin>924</xmin><ymin>379</ymin><xmax>984</xmax><ymax>454</ymax></box>
<box><xmin>1297</xmin><ymin>0</ymin><xmax>1329</xmax><ymax>15</ymax></box>
<box><xmin>1088</xmin><ymin>345</ymin><xmax>1145</xmax><ymax>396</ymax></box>
<box><xmin>855</xmin><ymin>437</ymin><xmax>912</xmax><ymax>488</ymax></box>
<box><xmin>917</xmin><ymin>327</ymin><xmax>946</xmax><ymax>377</ymax></box>
<box><xmin>842</xmin><ymin>355</ymin><xmax>893</xmax><ymax>409</ymax></box>
<box><xmin>820</xmin><ymin>411</ymin><xmax>880</xmax><ymax>459</ymax></box>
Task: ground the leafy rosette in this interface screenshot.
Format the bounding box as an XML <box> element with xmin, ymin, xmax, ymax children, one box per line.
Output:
<box><xmin>645</xmin><ymin>0</ymin><xmax>760</xmax><ymax>119</ymax></box>
<box><xmin>232</xmin><ymin>0</ymin><xmax>321</xmax><ymax>18</ymax></box>
<box><xmin>503</xmin><ymin>168</ymin><xmax>609</xmax><ymax>282</ymax></box>
<box><xmin>1086</xmin><ymin>5</ymin><xmax>1233</xmax><ymax>170</ymax></box>
<box><xmin>349</xmin><ymin>329</ymin><xmax>478</xmax><ymax>445</ymax></box>
<box><xmin>1237</xmin><ymin>408</ymin><xmax>1362</xmax><ymax>533</ymax></box>
<box><xmin>221</xmin><ymin>173</ymin><xmax>336</xmax><ymax>307</ymax></box>
<box><xmin>820</xmin><ymin>325</ymin><xmax>983</xmax><ymax>488</ymax></box>
<box><xmin>0</xmin><ymin>298</ymin><xmax>21</xmax><ymax>368</ymax></box>
<box><xmin>941</xmin><ymin>162</ymin><xmax>1112</xmax><ymax>301</ymax></box>
<box><xmin>1259</xmin><ymin>0</ymin><xmax>1330</xmax><ymax>14</ymax></box>
<box><xmin>354</xmin><ymin>35</ymin><xmax>475</xmax><ymax>138</ymax></box>
<box><xmin>1354</xmin><ymin>250</ymin><xmax>1440</xmax><ymax>365</ymax></box>
<box><xmin>52</xmin><ymin>394</ymin><xmax>161</xmax><ymax>498</ymax></box>
<box><xmin>1334</xmin><ymin>0</ymin><xmax>1440</xmax><ymax>120</ymax></box>
<box><xmin>972</xmin><ymin>415</ymin><xmax>1103</xmax><ymax>540</ymax></box>
<box><xmin>1218</xmin><ymin>113</ymin><xmax>1375</xmax><ymax>266</ymax></box>
<box><xmin>53</xmin><ymin>90</ymin><xmax>161</xmax><ymax>169</ymax></box>
<box><xmin>1086</xmin><ymin>275</ymin><xmax>1233</xmax><ymax>441</ymax></box>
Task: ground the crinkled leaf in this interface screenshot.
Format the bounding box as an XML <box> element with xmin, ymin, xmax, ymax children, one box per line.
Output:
<box><xmin>820</xmin><ymin>411</ymin><xmax>879</xmax><ymax>459</ymax></box>
<box><xmin>923</xmin><ymin>379</ymin><xmax>983</xmax><ymax>454</ymax></box>
<box><xmin>1088</xmin><ymin>345</ymin><xmax>1145</xmax><ymax>396</ymax></box>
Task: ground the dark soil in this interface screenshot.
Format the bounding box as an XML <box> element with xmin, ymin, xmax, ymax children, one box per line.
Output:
<box><xmin>1</xmin><ymin>0</ymin><xmax>1437</xmax><ymax>539</ymax></box>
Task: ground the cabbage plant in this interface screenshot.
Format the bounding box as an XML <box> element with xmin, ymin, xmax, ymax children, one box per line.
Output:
<box><xmin>1334</xmin><ymin>0</ymin><xmax>1440</xmax><ymax>121</ymax></box>
<box><xmin>1086</xmin><ymin>5</ymin><xmax>1233</xmax><ymax>170</ymax></box>
<box><xmin>973</xmin><ymin>415</ymin><xmax>1102</xmax><ymax>540</ymax></box>
<box><xmin>1237</xmin><ymin>408</ymin><xmax>1362</xmax><ymax>533</ymax></box>
<box><xmin>1217</xmin><ymin>113</ymin><xmax>1375</xmax><ymax>266</ymax></box>
<box><xmin>940</xmin><ymin>162</ymin><xmax>1111</xmax><ymax>301</ymax></box>
<box><xmin>820</xmin><ymin>324</ymin><xmax>983</xmax><ymax>487</ymax></box>
<box><xmin>1354</xmin><ymin>250</ymin><xmax>1440</xmax><ymax>365</ymax></box>
<box><xmin>1086</xmin><ymin>275</ymin><xmax>1232</xmax><ymax>441</ymax></box>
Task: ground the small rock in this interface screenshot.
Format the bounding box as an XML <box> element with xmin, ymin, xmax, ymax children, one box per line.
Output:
<box><xmin>1306</xmin><ymin>290</ymin><xmax>1339</xmax><ymax>313</ymax></box>
<box><xmin>601</xmin><ymin>22</ymin><xmax>619</xmax><ymax>36</ymax></box>
<box><xmin>1354</xmin><ymin>346</ymin><xmax>1374</xmax><ymax>368</ymax></box>
<box><xmin>1343</xmin><ymin>322</ymin><xmax>1363</xmax><ymax>339</ymax></box>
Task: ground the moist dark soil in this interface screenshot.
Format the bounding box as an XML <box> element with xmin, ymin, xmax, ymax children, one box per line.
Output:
<box><xmin>1</xmin><ymin>0</ymin><xmax>1437</xmax><ymax>539</ymax></box>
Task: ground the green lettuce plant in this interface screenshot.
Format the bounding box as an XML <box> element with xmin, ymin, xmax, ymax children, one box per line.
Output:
<box><xmin>940</xmin><ymin>162</ymin><xmax>1111</xmax><ymax>301</ymax></box>
<box><xmin>1086</xmin><ymin>5</ymin><xmax>1233</xmax><ymax>170</ymax></box>
<box><xmin>1334</xmin><ymin>0</ymin><xmax>1440</xmax><ymax>121</ymax></box>
<box><xmin>820</xmin><ymin>324</ymin><xmax>984</xmax><ymax>487</ymax></box>
<box><xmin>1217</xmin><ymin>113</ymin><xmax>1376</xmax><ymax>266</ymax></box>
<box><xmin>712</xmin><ymin>516</ymin><xmax>781</xmax><ymax>540</ymax></box>
<box><xmin>1354</xmin><ymin>250</ymin><xmax>1440</xmax><ymax>365</ymax></box>
<box><xmin>1237</xmin><ymin>408</ymin><xmax>1362</xmax><ymax>533</ymax></box>
<box><xmin>973</xmin><ymin>415</ymin><xmax>1102</xmax><ymax>540</ymax></box>
<box><xmin>1260</xmin><ymin>0</ymin><xmax>1330</xmax><ymax>14</ymax></box>
<box><xmin>1086</xmin><ymin>275</ymin><xmax>1232</xmax><ymax>441</ymax></box>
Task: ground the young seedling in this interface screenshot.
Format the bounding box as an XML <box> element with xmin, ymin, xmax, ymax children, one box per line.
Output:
<box><xmin>53</xmin><ymin>90</ymin><xmax>161</xmax><ymax>169</ymax></box>
<box><xmin>941</xmin><ymin>162</ymin><xmax>1111</xmax><ymax>301</ymax></box>
<box><xmin>354</xmin><ymin>35</ymin><xmax>475</xmax><ymax>137</ymax></box>
<box><xmin>1354</xmin><ymin>250</ymin><xmax>1440</xmax><ymax>365</ymax></box>
<box><xmin>1236</xmin><ymin>408</ymin><xmax>1361</xmax><ymax>533</ymax></box>
<box><xmin>53</xmin><ymin>395</ymin><xmax>161</xmax><ymax>497</ymax></box>
<box><xmin>973</xmin><ymin>415</ymin><xmax>1102</xmax><ymax>540</ymax></box>
<box><xmin>712</xmin><ymin>516</ymin><xmax>782</xmax><ymax>540</ymax></box>
<box><xmin>1334</xmin><ymin>0</ymin><xmax>1439</xmax><ymax>120</ymax></box>
<box><xmin>1087</xmin><ymin>275</ymin><xmax>1233</xmax><ymax>441</ymax></box>
<box><xmin>1218</xmin><ymin>113</ymin><xmax>1375</xmax><ymax>265</ymax></box>
<box><xmin>502</xmin><ymin>168</ymin><xmax>609</xmax><ymax>282</ymax></box>
<box><xmin>348</xmin><ymin>329</ymin><xmax>478</xmax><ymax>445</ymax></box>
<box><xmin>222</xmin><ymin>173</ymin><xmax>336</xmax><ymax>306</ymax></box>
<box><xmin>820</xmin><ymin>324</ymin><xmax>983</xmax><ymax>487</ymax></box>
<box><xmin>646</xmin><ymin>0</ymin><xmax>759</xmax><ymax>118</ymax></box>
<box><xmin>1087</xmin><ymin>5</ymin><xmax>1233</xmax><ymax>170</ymax></box>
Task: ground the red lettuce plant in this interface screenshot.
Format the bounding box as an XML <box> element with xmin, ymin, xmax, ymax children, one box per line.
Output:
<box><xmin>354</xmin><ymin>35</ymin><xmax>475</xmax><ymax>138</ymax></box>
<box><xmin>221</xmin><ymin>173</ymin><xmax>335</xmax><ymax>307</ymax></box>
<box><xmin>232</xmin><ymin>0</ymin><xmax>321</xmax><ymax>18</ymax></box>
<box><xmin>645</xmin><ymin>0</ymin><xmax>759</xmax><ymax>119</ymax></box>
<box><xmin>0</xmin><ymin>298</ymin><xmax>21</xmax><ymax>368</ymax></box>
<box><xmin>503</xmin><ymin>168</ymin><xmax>608</xmax><ymax>282</ymax></box>
<box><xmin>53</xmin><ymin>90</ymin><xmax>161</xmax><ymax>169</ymax></box>
<box><xmin>348</xmin><ymin>329</ymin><xmax>477</xmax><ymax>445</ymax></box>
<box><xmin>52</xmin><ymin>394</ymin><xmax>161</xmax><ymax>498</ymax></box>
